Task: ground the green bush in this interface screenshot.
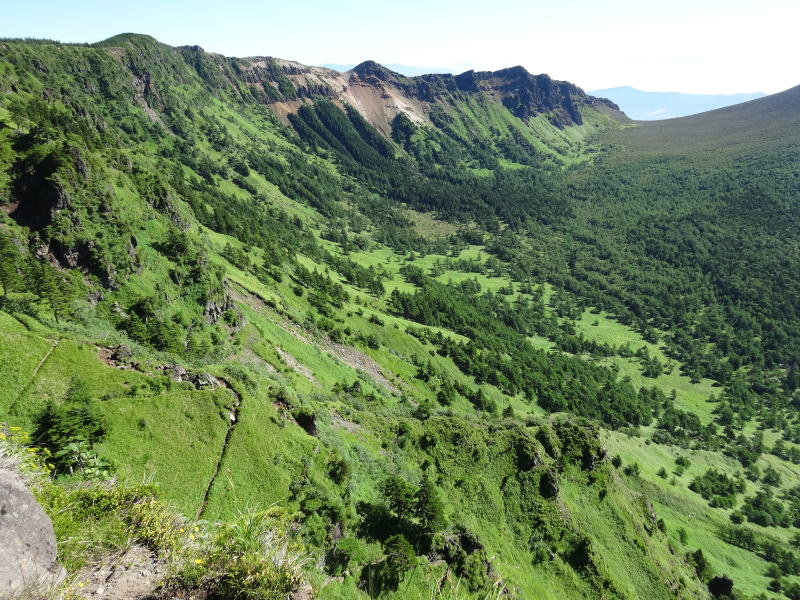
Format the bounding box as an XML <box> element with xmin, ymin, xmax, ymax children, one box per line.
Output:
<box><xmin>162</xmin><ymin>509</ymin><xmax>305</xmax><ymax>600</ymax></box>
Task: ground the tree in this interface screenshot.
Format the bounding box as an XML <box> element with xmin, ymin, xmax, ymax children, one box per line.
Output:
<box><xmin>33</xmin><ymin>378</ymin><xmax>108</xmax><ymax>475</ymax></box>
<box><xmin>0</xmin><ymin>232</ymin><xmax>22</xmax><ymax>298</ymax></box>
<box><xmin>708</xmin><ymin>575</ymin><xmax>734</xmax><ymax>598</ymax></box>
<box><xmin>677</xmin><ymin>527</ymin><xmax>688</xmax><ymax>545</ymax></box>
<box><xmin>380</xmin><ymin>475</ymin><xmax>417</xmax><ymax>518</ymax></box>
<box><xmin>689</xmin><ymin>548</ymin><xmax>712</xmax><ymax>580</ymax></box>
<box><xmin>383</xmin><ymin>534</ymin><xmax>416</xmax><ymax>581</ymax></box>
<box><xmin>762</xmin><ymin>465</ymin><xmax>782</xmax><ymax>487</ymax></box>
<box><xmin>33</xmin><ymin>260</ymin><xmax>73</xmax><ymax>323</ymax></box>
<box><xmin>415</xmin><ymin>475</ymin><xmax>446</xmax><ymax>535</ymax></box>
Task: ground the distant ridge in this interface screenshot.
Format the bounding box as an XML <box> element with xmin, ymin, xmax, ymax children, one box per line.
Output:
<box><xmin>614</xmin><ymin>84</ymin><xmax>800</xmax><ymax>157</ymax></box>
<box><xmin>590</xmin><ymin>85</ymin><xmax>765</xmax><ymax>120</ymax></box>
<box><xmin>321</xmin><ymin>63</ymin><xmax>455</xmax><ymax>76</ymax></box>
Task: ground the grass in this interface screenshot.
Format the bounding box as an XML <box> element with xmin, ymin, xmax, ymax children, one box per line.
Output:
<box><xmin>96</xmin><ymin>388</ymin><xmax>232</xmax><ymax>516</ymax></box>
<box><xmin>2</xmin><ymin>220</ymin><xmax>794</xmax><ymax>598</ymax></box>
<box><xmin>574</xmin><ymin>308</ymin><xmax>718</xmax><ymax>421</ymax></box>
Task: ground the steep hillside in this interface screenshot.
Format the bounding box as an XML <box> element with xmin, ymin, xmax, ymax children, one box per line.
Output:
<box><xmin>614</xmin><ymin>84</ymin><xmax>800</xmax><ymax>156</ymax></box>
<box><xmin>1</xmin><ymin>33</ymin><xmax>799</xmax><ymax>600</ymax></box>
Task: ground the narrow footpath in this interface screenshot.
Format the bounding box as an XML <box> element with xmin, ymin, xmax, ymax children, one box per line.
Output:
<box><xmin>195</xmin><ymin>381</ymin><xmax>242</xmax><ymax>519</ymax></box>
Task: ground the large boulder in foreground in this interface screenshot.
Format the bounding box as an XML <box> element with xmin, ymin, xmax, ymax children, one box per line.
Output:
<box><xmin>0</xmin><ymin>469</ymin><xmax>64</xmax><ymax>595</ymax></box>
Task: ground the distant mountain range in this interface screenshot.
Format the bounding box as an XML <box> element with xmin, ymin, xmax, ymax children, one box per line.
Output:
<box><xmin>589</xmin><ymin>86</ymin><xmax>766</xmax><ymax>120</ymax></box>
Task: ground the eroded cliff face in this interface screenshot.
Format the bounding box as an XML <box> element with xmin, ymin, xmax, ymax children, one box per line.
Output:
<box><xmin>84</xmin><ymin>35</ymin><xmax>620</xmax><ymax>136</ymax></box>
<box><xmin>231</xmin><ymin>55</ymin><xmax>621</xmax><ymax>134</ymax></box>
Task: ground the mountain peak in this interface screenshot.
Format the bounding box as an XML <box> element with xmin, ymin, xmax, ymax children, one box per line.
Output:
<box><xmin>93</xmin><ymin>33</ymin><xmax>162</xmax><ymax>48</ymax></box>
<box><xmin>493</xmin><ymin>65</ymin><xmax>531</xmax><ymax>78</ymax></box>
<box><xmin>349</xmin><ymin>60</ymin><xmax>403</xmax><ymax>82</ymax></box>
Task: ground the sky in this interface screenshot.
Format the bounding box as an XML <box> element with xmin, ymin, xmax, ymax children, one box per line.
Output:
<box><xmin>2</xmin><ymin>0</ymin><xmax>797</xmax><ymax>94</ymax></box>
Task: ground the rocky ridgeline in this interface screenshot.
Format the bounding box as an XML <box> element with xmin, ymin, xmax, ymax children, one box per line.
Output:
<box><xmin>87</xmin><ymin>34</ymin><xmax>620</xmax><ymax>131</ymax></box>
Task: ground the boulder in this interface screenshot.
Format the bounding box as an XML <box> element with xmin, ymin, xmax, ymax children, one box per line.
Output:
<box><xmin>111</xmin><ymin>344</ymin><xmax>133</xmax><ymax>363</ymax></box>
<box><xmin>190</xmin><ymin>372</ymin><xmax>219</xmax><ymax>388</ymax></box>
<box><xmin>0</xmin><ymin>469</ymin><xmax>64</xmax><ymax>595</ymax></box>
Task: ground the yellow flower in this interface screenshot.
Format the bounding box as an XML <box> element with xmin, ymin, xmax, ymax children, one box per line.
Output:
<box><xmin>189</xmin><ymin>533</ymin><xmax>195</xmax><ymax>540</ymax></box>
<box><xmin>194</xmin><ymin>558</ymin><xmax>204</xmax><ymax>564</ymax></box>
<box><xmin>9</xmin><ymin>426</ymin><xmax>21</xmax><ymax>431</ymax></box>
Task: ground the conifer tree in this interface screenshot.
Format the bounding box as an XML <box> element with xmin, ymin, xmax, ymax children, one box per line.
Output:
<box><xmin>415</xmin><ymin>474</ymin><xmax>446</xmax><ymax>535</ymax></box>
<box><xmin>33</xmin><ymin>260</ymin><xmax>73</xmax><ymax>323</ymax></box>
<box><xmin>0</xmin><ymin>232</ymin><xmax>22</xmax><ymax>298</ymax></box>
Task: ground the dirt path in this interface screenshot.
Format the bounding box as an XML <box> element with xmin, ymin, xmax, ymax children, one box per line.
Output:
<box><xmin>70</xmin><ymin>544</ymin><xmax>164</xmax><ymax>600</ymax></box>
<box><xmin>8</xmin><ymin>338</ymin><xmax>59</xmax><ymax>413</ymax></box>
<box><xmin>195</xmin><ymin>380</ymin><xmax>242</xmax><ymax>520</ymax></box>
<box><xmin>276</xmin><ymin>347</ymin><xmax>318</xmax><ymax>384</ymax></box>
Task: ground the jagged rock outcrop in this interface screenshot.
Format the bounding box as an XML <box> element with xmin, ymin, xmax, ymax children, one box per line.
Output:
<box><xmin>0</xmin><ymin>469</ymin><xmax>64</xmax><ymax>595</ymax></box>
<box><xmin>228</xmin><ymin>53</ymin><xmax>620</xmax><ymax>133</ymax></box>
<box><xmin>86</xmin><ymin>34</ymin><xmax>622</xmax><ymax>139</ymax></box>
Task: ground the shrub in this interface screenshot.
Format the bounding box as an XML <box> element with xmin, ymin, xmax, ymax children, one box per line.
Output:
<box><xmin>163</xmin><ymin>509</ymin><xmax>306</xmax><ymax>599</ymax></box>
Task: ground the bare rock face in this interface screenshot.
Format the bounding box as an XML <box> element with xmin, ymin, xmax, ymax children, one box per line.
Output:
<box><xmin>0</xmin><ymin>469</ymin><xmax>64</xmax><ymax>595</ymax></box>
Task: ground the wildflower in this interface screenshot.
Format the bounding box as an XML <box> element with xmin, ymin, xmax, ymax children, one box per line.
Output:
<box><xmin>194</xmin><ymin>558</ymin><xmax>204</xmax><ymax>564</ymax></box>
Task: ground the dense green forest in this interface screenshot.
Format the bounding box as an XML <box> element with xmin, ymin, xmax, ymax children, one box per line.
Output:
<box><xmin>1</xmin><ymin>34</ymin><xmax>799</xmax><ymax>600</ymax></box>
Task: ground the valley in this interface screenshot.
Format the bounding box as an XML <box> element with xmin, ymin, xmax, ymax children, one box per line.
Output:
<box><xmin>1</xmin><ymin>33</ymin><xmax>799</xmax><ymax>599</ymax></box>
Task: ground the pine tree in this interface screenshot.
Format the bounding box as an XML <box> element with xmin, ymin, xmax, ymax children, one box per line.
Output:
<box><xmin>380</xmin><ymin>475</ymin><xmax>416</xmax><ymax>518</ymax></box>
<box><xmin>0</xmin><ymin>232</ymin><xmax>22</xmax><ymax>298</ymax></box>
<box><xmin>33</xmin><ymin>261</ymin><xmax>73</xmax><ymax>323</ymax></box>
<box><xmin>415</xmin><ymin>474</ymin><xmax>446</xmax><ymax>535</ymax></box>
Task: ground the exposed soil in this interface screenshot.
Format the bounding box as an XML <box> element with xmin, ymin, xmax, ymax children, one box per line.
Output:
<box><xmin>276</xmin><ymin>347</ymin><xmax>318</xmax><ymax>385</ymax></box>
<box><xmin>331</xmin><ymin>411</ymin><xmax>362</xmax><ymax>434</ymax></box>
<box><xmin>230</xmin><ymin>281</ymin><xmax>402</xmax><ymax>395</ymax></box>
<box><xmin>71</xmin><ymin>544</ymin><xmax>165</xmax><ymax>600</ymax></box>
<box><xmin>323</xmin><ymin>339</ymin><xmax>401</xmax><ymax>397</ymax></box>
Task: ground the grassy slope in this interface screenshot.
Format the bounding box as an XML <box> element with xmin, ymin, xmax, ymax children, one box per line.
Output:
<box><xmin>1</xmin><ymin>35</ymin><xmax>798</xmax><ymax>599</ymax></box>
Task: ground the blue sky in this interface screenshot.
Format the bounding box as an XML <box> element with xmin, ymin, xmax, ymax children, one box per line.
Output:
<box><xmin>2</xmin><ymin>0</ymin><xmax>797</xmax><ymax>94</ymax></box>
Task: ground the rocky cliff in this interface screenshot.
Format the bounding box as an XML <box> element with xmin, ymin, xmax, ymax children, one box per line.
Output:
<box><xmin>90</xmin><ymin>35</ymin><xmax>619</xmax><ymax>135</ymax></box>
